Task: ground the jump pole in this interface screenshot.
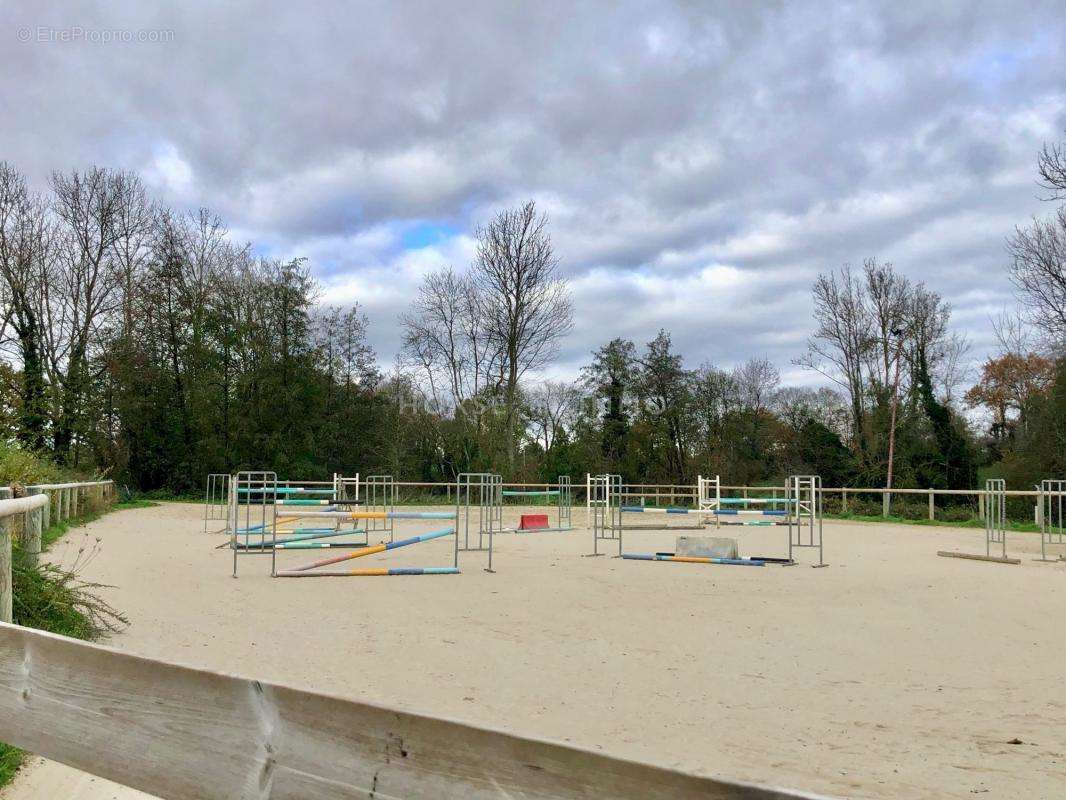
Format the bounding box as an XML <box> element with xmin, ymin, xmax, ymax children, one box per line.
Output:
<box><xmin>277</xmin><ymin>527</ymin><xmax>455</xmax><ymax>576</ymax></box>
<box><xmin>235</xmin><ymin>515</ymin><xmax>300</xmax><ymax>533</ymax></box>
<box><xmin>239</xmin><ymin>487</ymin><xmax>334</xmax><ymax>496</ymax></box>
<box><xmin>231</xmin><ymin>529</ymin><xmax>366</xmax><ymax>548</ymax></box>
<box><xmin>261</xmin><ymin>510</ymin><xmax>456</xmax><ymax>521</ymax></box>
<box><xmin>936</xmin><ymin>550</ymin><xmax>1020</xmax><ymax>565</ymax></box>
<box><xmin>276</xmin><ymin>567</ymin><xmax>460</xmax><ymax>577</ymax></box>
<box><xmin>618</xmin><ymin>504</ymin><xmax>715</xmax><ymax>531</ymax></box>
<box><xmin>621</xmin><ymin>553</ymin><xmax>765</xmax><ymax>567</ymax></box>
<box><xmin>273</xmin><ymin>541</ymin><xmax>371</xmax><ymax>550</ymax></box>
<box><xmin>389</xmin><ymin>511</ymin><xmax>457</xmax><ymax>520</ymax></box>
<box><xmin>619</xmin><ymin>506</ymin><xmax>717</xmax><ymax>515</ymax></box>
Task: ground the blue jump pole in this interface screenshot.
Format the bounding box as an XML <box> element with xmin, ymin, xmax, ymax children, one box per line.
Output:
<box><xmin>278</xmin><ymin>566</ymin><xmax>460</xmax><ymax>577</ymax></box>
<box><xmin>715</xmin><ymin>509</ymin><xmax>787</xmax><ymax>516</ymax></box>
<box><xmin>621</xmin><ymin>553</ymin><xmax>765</xmax><ymax>567</ymax></box>
<box><xmin>281</xmin><ymin>527</ymin><xmax>455</xmax><ymax>574</ymax></box>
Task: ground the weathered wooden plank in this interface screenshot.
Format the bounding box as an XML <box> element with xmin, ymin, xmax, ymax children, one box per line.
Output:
<box><xmin>936</xmin><ymin>550</ymin><xmax>1021</xmax><ymax>565</ymax></box>
<box><xmin>22</xmin><ymin>490</ymin><xmax>45</xmax><ymax>566</ymax></box>
<box><xmin>0</xmin><ymin>623</ymin><xmax>826</xmax><ymax>800</ymax></box>
<box><xmin>0</xmin><ymin>523</ymin><xmax>10</xmax><ymax>623</ymax></box>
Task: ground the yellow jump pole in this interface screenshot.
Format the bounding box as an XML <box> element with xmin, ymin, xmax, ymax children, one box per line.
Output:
<box><xmin>278</xmin><ymin>527</ymin><xmax>453</xmax><ymax>575</ymax></box>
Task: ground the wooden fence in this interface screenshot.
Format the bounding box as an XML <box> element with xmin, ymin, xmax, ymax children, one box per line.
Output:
<box><xmin>0</xmin><ymin>480</ymin><xmax>116</xmax><ymax>623</ymax></box>
<box><xmin>0</xmin><ymin>622</ymin><xmax>828</xmax><ymax>799</ymax></box>
<box><xmin>273</xmin><ymin>477</ymin><xmax>1050</xmax><ymax>523</ymax></box>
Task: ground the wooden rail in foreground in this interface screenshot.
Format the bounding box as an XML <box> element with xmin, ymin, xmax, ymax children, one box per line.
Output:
<box><xmin>0</xmin><ymin>622</ymin><xmax>828</xmax><ymax>800</ymax></box>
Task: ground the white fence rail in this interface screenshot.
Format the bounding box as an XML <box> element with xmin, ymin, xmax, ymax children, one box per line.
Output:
<box><xmin>283</xmin><ymin>478</ymin><xmax>1051</xmax><ymax>523</ymax></box>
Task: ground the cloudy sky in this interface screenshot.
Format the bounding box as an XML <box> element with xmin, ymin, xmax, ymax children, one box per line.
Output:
<box><xmin>2</xmin><ymin>2</ymin><xmax>1064</xmax><ymax>385</ymax></box>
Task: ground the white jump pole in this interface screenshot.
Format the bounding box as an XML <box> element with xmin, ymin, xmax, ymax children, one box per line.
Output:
<box><xmin>585</xmin><ymin>473</ymin><xmax>591</xmax><ymax>528</ymax></box>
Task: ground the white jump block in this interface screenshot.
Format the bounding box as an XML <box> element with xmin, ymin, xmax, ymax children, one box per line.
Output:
<box><xmin>676</xmin><ymin>535</ymin><xmax>738</xmax><ymax>559</ymax></box>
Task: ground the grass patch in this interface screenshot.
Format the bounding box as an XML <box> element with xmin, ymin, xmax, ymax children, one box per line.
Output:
<box><xmin>40</xmin><ymin>506</ymin><xmax>104</xmax><ymax>550</ymax></box>
<box><xmin>134</xmin><ymin>488</ymin><xmax>199</xmax><ymax>503</ymax></box>
<box><xmin>36</xmin><ymin>498</ymin><xmax>156</xmax><ymax>551</ymax></box>
<box><xmin>114</xmin><ymin>498</ymin><xmax>158</xmax><ymax>510</ymax></box>
<box><xmin>12</xmin><ymin>550</ymin><xmax>128</xmax><ymax>639</ymax></box>
<box><xmin>0</xmin><ymin>744</ymin><xmax>21</xmax><ymax>789</ymax></box>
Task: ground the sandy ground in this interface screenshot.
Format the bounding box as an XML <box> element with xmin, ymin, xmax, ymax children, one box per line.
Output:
<box><xmin>3</xmin><ymin>502</ymin><xmax>1066</xmax><ymax>800</ymax></box>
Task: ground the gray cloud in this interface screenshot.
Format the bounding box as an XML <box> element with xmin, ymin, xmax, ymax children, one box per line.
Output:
<box><xmin>2</xmin><ymin>1</ymin><xmax>1064</xmax><ymax>385</ymax></box>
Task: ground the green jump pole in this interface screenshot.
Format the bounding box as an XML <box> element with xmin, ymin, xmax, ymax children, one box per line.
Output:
<box><xmin>234</xmin><ymin>528</ymin><xmax>365</xmax><ymax>548</ymax></box>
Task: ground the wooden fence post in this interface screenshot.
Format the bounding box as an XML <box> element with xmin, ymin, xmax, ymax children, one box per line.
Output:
<box><xmin>978</xmin><ymin>491</ymin><xmax>985</xmax><ymax>521</ymax></box>
<box><xmin>0</xmin><ymin>489</ymin><xmax>11</xmax><ymax>618</ymax></box>
<box><xmin>928</xmin><ymin>489</ymin><xmax>935</xmax><ymax>521</ymax></box>
<box><xmin>23</xmin><ymin>489</ymin><xmax>42</xmax><ymax>567</ymax></box>
<box><xmin>882</xmin><ymin>490</ymin><xmax>890</xmax><ymax>517</ymax></box>
<box><xmin>841</xmin><ymin>488</ymin><xmax>848</xmax><ymax>513</ymax></box>
<box><xmin>40</xmin><ymin>488</ymin><xmax>50</xmax><ymax>530</ymax></box>
<box><xmin>0</xmin><ymin>517</ymin><xmax>10</xmax><ymax>624</ymax></box>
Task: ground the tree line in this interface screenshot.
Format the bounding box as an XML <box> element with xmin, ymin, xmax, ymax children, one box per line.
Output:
<box><xmin>0</xmin><ymin>140</ymin><xmax>1061</xmax><ymax>493</ymax></box>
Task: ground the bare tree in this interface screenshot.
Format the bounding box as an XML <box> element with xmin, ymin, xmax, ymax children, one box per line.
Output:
<box><xmin>904</xmin><ymin>284</ymin><xmax>952</xmax><ymax>373</ymax></box>
<box><xmin>933</xmin><ymin>331</ymin><xmax>971</xmax><ymax>404</ymax></box>
<box><xmin>46</xmin><ymin>167</ymin><xmax>141</xmax><ymax>461</ymax></box>
<box><xmin>795</xmin><ymin>264</ymin><xmax>872</xmax><ymax>444</ymax></box>
<box><xmin>109</xmin><ymin>181</ymin><xmax>156</xmax><ymax>339</ymax></box>
<box><xmin>862</xmin><ymin>258</ymin><xmax>910</xmax><ymax>390</ymax></box>
<box><xmin>473</xmin><ymin>201</ymin><xmax>573</xmax><ymax>458</ymax></box>
<box><xmin>771</xmin><ymin>386</ymin><xmax>850</xmax><ymax>437</ymax></box>
<box><xmin>400</xmin><ymin>266</ymin><xmax>500</xmax><ymax>415</ymax></box>
<box><xmin>990</xmin><ymin>310</ymin><xmax>1033</xmax><ymax>356</ymax></box>
<box><xmin>731</xmin><ymin>357</ymin><xmax>780</xmax><ymax>414</ymax></box>
<box><xmin>1007</xmin><ymin>208</ymin><xmax>1066</xmax><ymax>348</ymax></box>
<box><xmin>525</xmin><ymin>380</ymin><xmax>581</xmax><ymax>450</ymax></box>
<box><xmin>1037</xmin><ymin>139</ymin><xmax>1066</xmax><ymax>201</ymax></box>
<box><xmin>0</xmin><ymin>162</ymin><xmax>51</xmax><ymax>448</ymax></box>
<box><xmin>180</xmin><ymin>208</ymin><xmax>229</xmax><ymax>352</ymax></box>
<box><xmin>797</xmin><ymin>261</ymin><xmax>962</xmax><ymax>492</ymax></box>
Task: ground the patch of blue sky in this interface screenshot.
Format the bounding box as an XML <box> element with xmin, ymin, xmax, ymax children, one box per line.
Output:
<box><xmin>401</xmin><ymin>221</ymin><xmax>460</xmax><ymax>250</ymax></box>
<box><xmin>962</xmin><ymin>35</ymin><xmax>1052</xmax><ymax>88</ymax></box>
